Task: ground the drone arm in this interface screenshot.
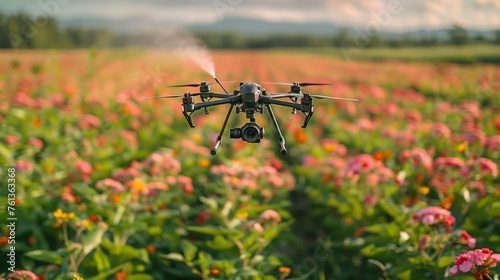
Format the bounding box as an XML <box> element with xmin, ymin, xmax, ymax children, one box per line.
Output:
<box><xmin>263</xmin><ymin>98</ymin><xmax>314</xmax><ymax>128</ymax></box>
<box><xmin>263</xmin><ymin>98</ymin><xmax>303</xmax><ymax>111</ymax></box>
<box><xmin>211</xmin><ymin>104</ymin><xmax>235</xmax><ymax>155</ymax></box>
<box><xmin>265</xmin><ymin>104</ymin><xmax>287</xmax><ymax>155</ymax></box>
<box><xmin>193</xmin><ymin>96</ymin><xmax>241</xmax><ymax>111</ymax></box>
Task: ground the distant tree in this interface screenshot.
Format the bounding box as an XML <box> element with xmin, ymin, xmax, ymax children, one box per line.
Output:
<box><xmin>494</xmin><ymin>29</ymin><xmax>500</xmax><ymax>44</ymax></box>
<box><xmin>333</xmin><ymin>28</ymin><xmax>352</xmax><ymax>46</ymax></box>
<box><xmin>448</xmin><ymin>24</ymin><xmax>469</xmax><ymax>45</ymax></box>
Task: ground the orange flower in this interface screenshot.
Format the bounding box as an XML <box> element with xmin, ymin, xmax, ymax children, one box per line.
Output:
<box><xmin>15</xmin><ymin>198</ymin><xmax>20</xmax><ymax>205</ymax></box>
<box><xmin>278</xmin><ymin>266</ymin><xmax>292</xmax><ymax>273</ymax></box>
<box><xmin>354</xmin><ymin>226</ymin><xmax>364</xmax><ymax>237</ymax></box>
<box><xmin>198</xmin><ymin>159</ymin><xmax>211</xmax><ymax>168</ymax></box>
<box><xmin>46</xmin><ymin>165</ymin><xmax>55</xmax><ymax>173</ymax></box>
<box><xmin>115</xmin><ymin>271</ymin><xmax>127</xmax><ymax>280</ymax></box>
<box><xmin>322</xmin><ymin>174</ymin><xmax>332</xmax><ymax>183</ymax></box>
<box><xmin>27</xmin><ymin>236</ymin><xmax>36</xmax><ymax>245</ymax></box>
<box><xmin>373</xmin><ymin>151</ymin><xmax>384</xmax><ymax>161</ymax></box>
<box><xmin>383</xmin><ymin>150</ymin><xmax>393</xmax><ymax>159</ymax></box>
<box><xmin>121</xmin><ymin>104</ymin><xmax>131</xmax><ymax>115</ymax></box>
<box><xmin>294</xmin><ymin>129</ymin><xmax>307</xmax><ymax>144</ymax></box>
<box><xmin>345</xmin><ymin>217</ymin><xmax>353</xmax><ymax>224</ymax></box>
<box><xmin>440</xmin><ymin>196</ymin><xmax>455</xmax><ymax>210</ymax></box>
<box><xmin>146</xmin><ymin>244</ymin><xmax>156</xmax><ymax>254</ymax></box>
<box><xmin>74</xmin><ymin>196</ymin><xmax>81</xmax><ymax>203</ymax></box>
<box><xmin>32</xmin><ymin>118</ymin><xmax>42</xmax><ymax>128</ymax></box>
<box><xmin>210</xmin><ymin>268</ymin><xmax>220</xmax><ymax>275</ymax></box>
<box><xmin>110</xmin><ymin>194</ymin><xmax>121</xmax><ymax>203</ymax></box>
<box><xmin>0</xmin><ymin>236</ymin><xmax>9</xmax><ymax>245</ymax></box>
<box><xmin>416</xmin><ymin>173</ymin><xmax>424</xmax><ymax>183</ymax></box>
<box><xmin>89</xmin><ymin>214</ymin><xmax>99</xmax><ymax>223</ymax></box>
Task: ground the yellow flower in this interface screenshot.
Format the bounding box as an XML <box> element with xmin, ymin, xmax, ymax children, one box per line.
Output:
<box><xmin>198</xmin><ymin>159</ymin><xmax>211</xmax><ymax>168</ymax></box>
<box><xmin>53</xmin><ymin>208</ymin><xmax>75</xmax><ymax>223</ymax></box>
<box><xmin>82</xmin><ymin>219</ymin><xmax>90</xmax><ymax>228</ymax></box>
<box><xmin>53</xmin><ymin>208</ymin><xmax>63</xmax><ymax>219</ymax></box>
<box><xmin>323</xmin><ymin>143</ymin><xmax>336</xmax><ymax>153</ymax></box>
<box><xmin>193</xmin><ymin>134</ymin><xmax>203</xmax><ymax>143</ymax></box>
<box><xmin>417</xmin><ymin>186</ymin><xmax>430</xmax><ymax>196</ymax></box>
<box><xmin>494</xmin><ymin>189</ymin><xmax>500</xmax><ymax>197</ymax></box>
<box><xmin>236</xmin><ymin>212</ymin><xmax>248</xmax><ymax>219</ymax></box>
<box><xmin>133</xmin><ymin>177</ymin><xmax>146</xmax><ymax>191</ymax></box>
<box><xmin>73</xmin><ymin>274</ymin><xmax>84</xmax><ymax>280</ymax></box>
<box><xmin>457</xmin><ymin>142</ymin><xmax>467</xmax><ymax>153</ymax></box>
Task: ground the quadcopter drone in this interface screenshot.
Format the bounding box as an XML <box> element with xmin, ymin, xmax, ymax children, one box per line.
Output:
<box><xmin>146</xmin><ymin>78</ymin><xmax>358</xmax><ymax>156</ymax></box>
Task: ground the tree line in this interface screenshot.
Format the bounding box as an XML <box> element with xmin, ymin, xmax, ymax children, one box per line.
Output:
<box><xmin>1</xmin><ymin>11</ymin><xmax>500</xmax><ymax>49</ymax></box>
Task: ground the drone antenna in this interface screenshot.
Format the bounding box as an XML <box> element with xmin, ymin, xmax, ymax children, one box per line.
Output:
<box><xmin>215</xmin><ymin>77</ymin><xmax>230</xmax><ymax>95</ymax></box>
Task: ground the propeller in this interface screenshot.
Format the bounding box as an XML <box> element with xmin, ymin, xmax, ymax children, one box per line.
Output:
<box><xmin>144</xmin><ymin>92</ymin><xmax>231</xmax><ymax>100</ymax></box>
<box><xmin>269</xmin><ymin>93</ymin><xmax>359</xmax><ymax>102</ymax></box>
<box><xmin>263</xmin><ymin>82</ymin><xmax>332</xmax><ymax>87</ymax></box>
<box><xmin>167</xmin><ymin>81</ymin><xmax>235</xmax><ymax>88</ymax></box>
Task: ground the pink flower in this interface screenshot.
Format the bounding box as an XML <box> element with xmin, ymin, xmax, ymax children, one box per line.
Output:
<box><xmin>431</xmin><ymin>123</ymin><xmax>451</xmax><ymax>139</ymax></box>
<box><xmin>460</xmin><ymin>230</ymin><xmax>476</xmax><ymax>248</ymax></box>
<box><xmin>485</xmin><ymin>135</ymin><xmax>500</xmax><ymax>152</ymax></box>
<box><xmin>248</xmin><ymin>220</ymin><xmax>265</xmax><ymax>233</ymax></box>
<box><xmin>259</xmin><ymin>209</ymin><xmax>281</xmax><ymax>225</ymax></box>
<box><xmin>418</xmin><ymin>234</ymin><xmax>431</xmax><ymax>250</ymax></box>
<box><xmin>400</xmin><ymin>147</ymin><xmax>432</xmax><ymax>172</ymax></box>
<box><xmin>29</xmin><ymin>137</ymin><xmax>44</xmax><ymax>149</ymax></box>
<box><xmin>411</xmin><ymin>206</ymin><xmax>455</xmax><ymax>227</ymax></box>
<box><xmin>96</xmin><ymin>178</ymin><xmax>124</xmax><ymax>193</ymax></box>
<box><xmin>79</xmin><ymin>114</ymin><xmax>100</xmax><ymax>129</ymax></box>
<box><xmin>75</xmin><ymin>160</ymin><xmax>92</xmax><ymax>175</ymax></box>
<box><xmin>4</xmin><ymin>135</ymin><xmax>20</xmax><ymax>145</ymax></box>
<box><xmin>343</xmin><ymin>154</ymin><xmax>377</xmax><ymax>177</ymax></box>
<box><xmin>7</xmin><ymin>270</ymin><xmax>38</xmax><ymax>279</ymax></box>
<box><xmin>449</xmin><ymin>248</ymin><xmax>500</xmax><ymax>279</ymax></box>
<box><xmin>404</xmin><ymin>110</ymin><xmax>422</xmax><ymax>123</ymax></box>
<box><xmin>433</xmin><ymin>157</ymin><xmax>464</xmax><ymax>170</ymax></box>
<box><xmin>478</xmin><ymin>158</ymin><xmax>498</xmax><ymax>178</ymax></box>
<box><xmin>15</xmin><ymin>160</ymin><xmax>33</xmax><ymax>171</ymax></box>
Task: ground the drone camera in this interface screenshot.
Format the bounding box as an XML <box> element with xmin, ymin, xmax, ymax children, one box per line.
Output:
<box><xmin>230</xmin><ymin>122</ymin><xmax>265</xmax><ymax>143</ymax></box>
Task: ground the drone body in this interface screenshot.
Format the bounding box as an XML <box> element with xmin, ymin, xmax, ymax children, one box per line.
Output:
<box><xmin>147</xmin><ymin>78</ymin><xmax>358</xmax><ymax>156</ymax></box>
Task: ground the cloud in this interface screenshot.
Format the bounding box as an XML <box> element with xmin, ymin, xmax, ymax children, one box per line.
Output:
<box><xmin>2</xmin><ymin>0</ymin><xmax>499</xmax><ymax>30</ymax></box>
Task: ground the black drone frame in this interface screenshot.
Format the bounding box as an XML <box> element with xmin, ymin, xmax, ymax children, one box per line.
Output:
<box><xmin>147</xmin><ymin>78</ymin><xmax>358</xmax><ymax>156</ymax></box>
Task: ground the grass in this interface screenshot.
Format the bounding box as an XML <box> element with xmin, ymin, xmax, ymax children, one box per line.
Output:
<box><xmin>267</xmin><ymin>44</ymin><xmax>500</xmax><ymax>64</ymax></box>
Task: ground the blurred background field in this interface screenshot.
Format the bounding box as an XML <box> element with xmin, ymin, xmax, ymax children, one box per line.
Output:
<box><xmin>1</xmin><ymin>1</ymin><xmax>500</xmax><ymax>280</ymax></box>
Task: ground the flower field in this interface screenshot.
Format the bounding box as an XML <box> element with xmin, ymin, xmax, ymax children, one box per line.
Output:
<box><xmin>0</xmin><ymin>49</ymin><xmax>499</xmax><ymax>280</ymax></box>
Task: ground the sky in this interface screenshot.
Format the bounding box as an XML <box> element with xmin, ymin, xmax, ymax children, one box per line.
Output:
<box><xmin>1</xmin><ymin>0</ymin><xmax>500</xmax><ymax>31</ymax></box>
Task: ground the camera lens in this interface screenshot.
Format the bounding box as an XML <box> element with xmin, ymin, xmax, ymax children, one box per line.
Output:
<box><xmin>242</xmin><ymin>126</ymin><xmax>259</xmax><ymax>142</ymax></box>
<box><xmin>230</xmin><ymin>128</ymin><xmax>242</xmax><ymax>139</ymax></box>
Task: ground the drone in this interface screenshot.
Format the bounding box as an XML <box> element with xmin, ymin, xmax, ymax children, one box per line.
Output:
<box><xmin>146</xmin><ymin>78</ymin><xmax>358</xmax><ymax>156</ymax></box>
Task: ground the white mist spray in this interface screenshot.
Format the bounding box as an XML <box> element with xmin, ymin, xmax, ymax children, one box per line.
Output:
<box><xmin>152</xmin><ymin>27</ymin><xmax>217</xmax><ymax>78</ymax></box>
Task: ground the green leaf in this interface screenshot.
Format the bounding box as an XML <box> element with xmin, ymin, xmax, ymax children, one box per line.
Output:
<box><xmin>160</xmin><ymin>253</ymin><xmax>184</xmax><ymax>262</ymax></box>
<box><xmin>88</xmin><ymin>265</ymin><xmax>122</xmax><ymax>280</ymax></box>
<box><xmin>70</xmin><ymin>183</ymin><xmax>99</xmax><ymax>200</ymax></box>
<box><xmin>438</xmin><ymin>256</ymin><xmax>455</xmax><ymax>268</ymax></box>
<box><xmin>186</xmin><ymin>226</ymin><xmax>236</xmax><ymax>236</ymax></box>
<box><xmin>94</xmin><ymin>249</ymin><xmax>111</xmax><ymax>273</ymax></box>
<box><xmin>125</xmin><ymin>274</ymin><xmax>154</xmax><ymax>280</ymax></box>
<box><xmin>198</xmin><ymin>251</ymin><xmax>213</xmax><ymax>276</ymax></box>
<box><xmin>221</xmin><ymin>201</ymin><xmax>233</xmax><ymax>217</ymax></box>
<box><xmin>206</xmin><ymin>235</ymin><xmax>234</xmax><ymax>250</ymax></box>
<box><xmin>82</xmin><ymin>223</ymin><xmax>107</xmax><ymax>255</ymax></box>
<box><xmin>0</xmin><ymin>144</ymin><xmax>13</xmax><ymax>164</ymax></box>
<box><xmin>181</xmin><ymin>240</ymin><xmax>198</xmax><ymax>262</ymax></box>
<box><xmin>24</xmin><ymin>250</ymin><xmax>62</xmax><ymax>265</ymax></box>
<box><xmin>199</xmin><ymin>197</ymin><xmax>218</xmax><ymax>210</ymax></box>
